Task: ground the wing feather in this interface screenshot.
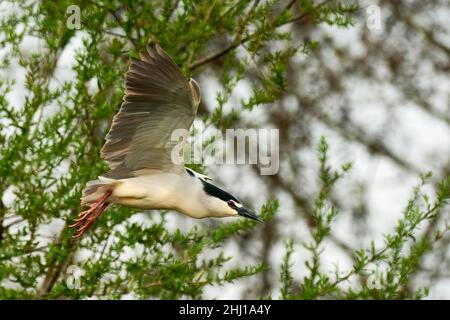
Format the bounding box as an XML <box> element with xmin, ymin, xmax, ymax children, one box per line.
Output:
<box><xmin>100</xmin><ymin>44</ymin><xmax>200</xmax><ymax>178</ymax></box>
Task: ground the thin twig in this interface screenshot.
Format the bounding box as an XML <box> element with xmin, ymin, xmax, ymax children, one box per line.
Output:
<box><xmin>189</xmin><ymin>0</ymin><xmax>332</xmax><ymax>71</ymax></box>
<box><xmin>189</xmin><ymin>0</ymin><xmax>261</xmax><ymax>70</ymax></box>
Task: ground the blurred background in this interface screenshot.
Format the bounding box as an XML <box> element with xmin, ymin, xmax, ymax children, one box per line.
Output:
<box><xmin>0</xmin><ymin>0</ymin><xmax>449</xmax><ymax>299</ymax></box>
<box><xmin>201</xmin><ymin>0</ymin><xmax>450</xmax><ymax>298</ymax></box>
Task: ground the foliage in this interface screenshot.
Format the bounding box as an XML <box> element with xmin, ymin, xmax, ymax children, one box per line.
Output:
<box><xmin>278</xmin><ymin>139</ymin><xmax>450</xmax><ymax>299</ymax></box>
<box><xmin>0</xmin><ymin>0</ymin><xmax>448</xmax><ymax>300</ymax></box>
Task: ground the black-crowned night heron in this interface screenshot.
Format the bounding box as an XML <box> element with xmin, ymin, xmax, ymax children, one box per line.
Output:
<box><xmin>70</xmin><ymin>44</ymin><xmax>262</xmax><ymax>239</ymax></box>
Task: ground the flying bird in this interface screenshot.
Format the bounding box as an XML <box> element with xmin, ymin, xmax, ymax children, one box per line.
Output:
<box><xmin>70</xmin><ymin>43</ymin><xmax>262</xmax><ymax>239</ymax></box>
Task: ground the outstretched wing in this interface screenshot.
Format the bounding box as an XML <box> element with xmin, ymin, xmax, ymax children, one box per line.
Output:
<box><xmin>100</xmin><ymin>44</ymin><xmax>201</xmax><ymax>178</ymax></box>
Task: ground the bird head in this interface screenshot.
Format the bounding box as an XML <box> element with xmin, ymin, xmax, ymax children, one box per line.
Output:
<box><xmin>200</xmin><ymin>177</ymin><xmax>263</xmax><ymax>222</ymax></box>
<box><xmin>225</xmin><ymin>199</ymin><xmax>263</xmax><ymax>222</ymax></box>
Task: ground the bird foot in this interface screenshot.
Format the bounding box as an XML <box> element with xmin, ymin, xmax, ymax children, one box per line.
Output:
<box><xmin>70</xmin><ymin>190</ymin><xmax>112</xmax><ymax>239</ymax></box>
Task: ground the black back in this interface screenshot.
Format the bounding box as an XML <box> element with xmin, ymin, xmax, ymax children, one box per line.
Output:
<box><xmin>186</xmin><ymin>168</ymin><xmax>240</xmax><ymax>203</ymax></box>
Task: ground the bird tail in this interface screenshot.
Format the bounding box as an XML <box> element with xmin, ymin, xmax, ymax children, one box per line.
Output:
<box><xmin>80</xmin><ymin>176</ymin><xmax>120</xmax><ymax>207</ymax></box>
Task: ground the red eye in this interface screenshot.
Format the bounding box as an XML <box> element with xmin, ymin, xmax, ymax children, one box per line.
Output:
<box><xmin>227</xmin><ymin>200</ymin><xmax>235</xmax><ymax>208</ymax></box>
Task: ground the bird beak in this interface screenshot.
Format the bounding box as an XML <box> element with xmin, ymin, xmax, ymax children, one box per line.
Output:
<box><xmin>237</xmin><ymin>207</ymin><xmax>263</xmax><ymax>222</ymax></box>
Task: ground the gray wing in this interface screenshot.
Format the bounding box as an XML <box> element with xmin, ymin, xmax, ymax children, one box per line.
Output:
<box><xmin>100</xmin><ymin>44</ymin><xmax>201</xmax><ymax>178</ymax></box>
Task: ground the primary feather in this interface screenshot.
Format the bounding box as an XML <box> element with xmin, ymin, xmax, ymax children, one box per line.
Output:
<box><xmin>100</xmin><ymin>43</ymin><xmax>200</xmax><ymax>178</ymax></box>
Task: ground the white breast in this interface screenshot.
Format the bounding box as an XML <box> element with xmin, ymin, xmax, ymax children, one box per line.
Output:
<box><xmin>112</xmin><ymin>172</ymin><xmax>212</xmax><ymax>218</ymax></box>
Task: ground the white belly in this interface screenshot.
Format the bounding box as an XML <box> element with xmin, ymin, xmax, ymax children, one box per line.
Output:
<box><xmin>111</xmin><ymin>172</ymin><xmax>210</xmax><ymax>217</ymax></box>
<box><xmin>112</xmin><ymin>173</ymin><xmax>177</xmax><ymax>208</ymax></box>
